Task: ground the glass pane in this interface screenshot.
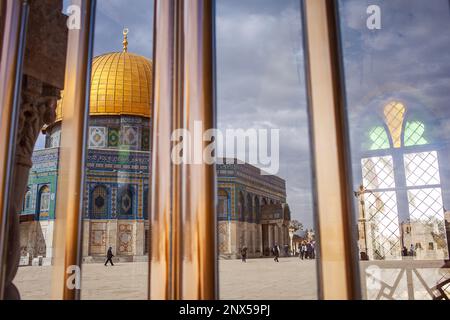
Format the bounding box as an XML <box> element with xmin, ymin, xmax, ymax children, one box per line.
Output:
<box><xmin>338</xmin><ymin>0</ymin><xmax>450</xmax><ymax>299</ymax></box>
<box><xmin>10</xmin><ymin>1</ymin><xmax>70</xmax><ymax>299</ymax></box>
<box><xmin>215</xmin><ymin>0</ymin><xmax>318</xmax><ymax>299</ymax></box>
<box><xmin>79</xmin><ymin>0</ymin><xmax>153</xmax><ymax>300</ymax></box>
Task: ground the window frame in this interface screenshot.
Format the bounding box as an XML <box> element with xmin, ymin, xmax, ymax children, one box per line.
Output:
<box><xmin>0</xmin><ymin>0</ymin><xmax>368</xmax><ymax>300</ymax></box>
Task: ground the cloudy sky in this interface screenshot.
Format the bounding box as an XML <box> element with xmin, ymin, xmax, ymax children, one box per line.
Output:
<box><xmin>339</xmin><ymin>0</ymin><xmax>450</xmax><ymax>222</ymax></box>
<box><xmin>88</xmin><ymin>0</ymin><xmax>315</xmax><ymax>227</ymax></box>
<box><xmin>51</xmin><ymin>0</ymin><xmax>450</xmax><ymax>229</ymax></box>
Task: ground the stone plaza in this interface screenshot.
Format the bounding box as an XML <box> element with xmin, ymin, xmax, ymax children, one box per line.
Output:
<box><xmin>15</xmin><ymin>257</ymin><xmax>318</xmax><ymax>300</ymax></box>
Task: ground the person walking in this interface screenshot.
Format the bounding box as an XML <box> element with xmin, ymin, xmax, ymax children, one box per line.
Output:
<box><xmin>409</xmin><ymin>244</ymin><xmax>415</xmax><ymax>257</ymax></box>
<box><xmin>241</xmin><ymin>247</ymin><xmax>248</xmax><ymax>263</ymax></box>
<box><xmin>105</xmin><ymin>246</ymin><xmax>114</xmax><ymax>266</ymax></box>
<box><xmin>272</xmin><ymin>244</ymin><xmax>280</xmax><ymax>262</ymax></box>
<box><xmin>301</xmin><ymin>242</ymin><xmax>307</xmax><ymax>260</ymax></box>
<box><xmin>306</xmin><ymin>242</ymin><xmax>313</xmax><ymax>259</ymax></box>
<box><xmin>402</xmin><ymin>246</ymin><xmax>408</xmax><ymax>257</ymax></box>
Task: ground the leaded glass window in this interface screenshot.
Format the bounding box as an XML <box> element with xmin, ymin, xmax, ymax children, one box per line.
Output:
<box><xmin>360</xmin><ymin>102</ymin><xmax>448</xmax><ymax>260</ymax></box>
<box><xmin>404</xmin><ymin>121</ymin><xmax>427</xmax><ymax>147</ymax></box>
<box><xmin>369</xmin><ymin>126</ymin><xmax>390</xmax><ymax>150</ymax></box>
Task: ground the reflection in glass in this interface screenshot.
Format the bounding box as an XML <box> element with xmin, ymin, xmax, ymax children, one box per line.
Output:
<box><xmin>339</xmin><ymin>0</ymin><xmax>450</xmax><ymax>299</ymax></box>
<box><xmin>216</xmin><ymin>0</ymin><xmax>317</xmax><ymax>299</ymax></box>
<box><xmin>79</xmin><ymin>0</ymin><xmax>153</xmax><ymax>300</ymax></box>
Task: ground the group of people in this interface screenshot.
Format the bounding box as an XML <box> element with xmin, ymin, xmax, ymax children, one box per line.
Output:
<box><xmin>240</xmin><ymin>242</ymin><xmax>316</xmax><ymax>263</ymax></box>
<box><xmin>402</xmin><ymin>244</ymin><xmax>416</xmax><ymax>257</ymax></box>
<box><xmin>296</xmin><ymin>241</ymin><xmax>315</xmax><ymax>260</ymax></box>
<box><xmin>239</xmin><ymin>244</ymin><xmax>283</xmax><ymax>263</ymax></box>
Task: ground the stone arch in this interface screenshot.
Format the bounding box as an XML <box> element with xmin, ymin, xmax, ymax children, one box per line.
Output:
<box><xmin>37</xmin><ymin>185</ymin><xmax>50</xmax><ymax>220</ymax></box>
<box><xmin>237</xmin><ymin>191</ymin><xmax>245</xmax><ymax>221</ymax></box>
<box><xmin>23</xmin><ymin>187</ymin><xmax>32</xmax><ymax>211</ymax></box>
<box><xmin>143</xmin><ymin>186</ymin><xmax>150</xmax><ymax>220</ymax></box>
<box><xmin>254</xmin><ymin>196</ymin><xmax>261</xmax><ymax>222</ymax></box>
<box><xmin>246</xmin><ymin>193</ymin><xmax>253</xmax><ymax>222</ymax></box>
<box><xmin>118</xmin><ymin>185</ymin><xmax>134</xmax><ymax>216</ymax></box>
<box><xmin>218</xmin><ymin>189</ymin><xmax>229</xmax><ymax>220</ymax></box>
<box><xmin>90</xmin><ymin>185</ymin><xmax>108</xmax><ymax>218</ymax></box>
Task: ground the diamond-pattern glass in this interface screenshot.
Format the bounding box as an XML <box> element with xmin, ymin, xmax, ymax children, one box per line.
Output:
<box><xmin>404</xmin><ymin>152</ymin><xmax>441</xmax><ymax>187</ymax></box>
<box><xmin>369</xmin><ymin>126</ymin><xmax>390</xmax><ymax>150</ymax></box>
<box><xmin>404</xmin><ymin>121</ymin><xmax>428</xmax><ymax>147</ymax></box>
<box><xmin>364</xmin><ymin>191</ymin><xmax>401</xmax><ymax>259</ymax></box>
<box><xmin>362</xmin><ymin>156</ymin><xmax>396</xmax><ymax>189</ymax></box>
<box><xmin>408</xmin><ymin>188</ymin><xmax>444</xmax><ymax>223</ymax></box>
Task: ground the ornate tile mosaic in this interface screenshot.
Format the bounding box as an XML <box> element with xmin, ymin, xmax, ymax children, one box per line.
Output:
<box><xmin>89</xmin><ymin>127</ymin><xmax>107</xmax><ymax>148</ymax></box>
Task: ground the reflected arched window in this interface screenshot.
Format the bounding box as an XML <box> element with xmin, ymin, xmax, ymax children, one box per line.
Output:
<box><xmin>255</xmin><ymin>197</ymin><xmax>261</xmax><ymax>223</ymax></box>
<box><xmin>361</xmin><ymin>101</ymin><xmax>446</xmax><ymax>260</ymax></box>
<box><xmin>246</xmin><ymin>193</ymin><xmax>253</xmax><ymax>222</ymax></box>
<box><xmin>238</xmin><ymin>192</ymin><xmax>245</xmax><ymax>221</ymax></box>
<box><xmin>118</xmin><ymin>186</ymin><xmax>134</xmax><ymax>216</ymax></box>
<box><xmin>23</xmin><ymin>188</ymin><xmax>32</xmax><ymax>211</ymax></box>
<box><xmin>38</xmin><ymin>185</ymin><xmax>50</xmax><ymax>220</ymax></box>
<box><xmin>218</xmin><ymin>189</ymin><xmax>229</xmax><ymax>220</ymax></box>
<box><xmin>367</xmin><ymin>102</ymin><xmax>429</xmax><ymax>151</ymax></box>
<box><xmin>91</xmin><ymin>185</ymin><xmax>108</xmax><ymax>218</ymax></box>
<box><xmin>404</xmin><ymin>121</ymin><xmax>428</xmax><ymax>146</ymax></box>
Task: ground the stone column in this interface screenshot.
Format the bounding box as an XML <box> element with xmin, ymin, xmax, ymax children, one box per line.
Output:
<box><xmin>268</xmin><ymin>225</ymin><xmax>273</xmax><ymax>249</ymax></box>
<box><xmin>258</xmin><ymin>224</ymin><xmax>263</xmax><ymax>256</ymax></box>
<box><xmin>5</xmin><ymin>76</ymin><xmax>60</xmax><ymax>299</ymax></box>
<box><xmin>274</xmin><ymin>225</ymin><xmax>279</xmax><ymax>245</ymax></box>
<box><xmin>4</xmin><ymin>0</ymin><xmax>67</xmax><ymax>299</ymax></box>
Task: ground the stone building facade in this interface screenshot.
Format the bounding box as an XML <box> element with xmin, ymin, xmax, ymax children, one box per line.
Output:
<box><xmin>19</xmin><ymin>49</ymin><xmax>153</xmax><ymax>264</ymax></box>
<box><xmin>18</xmin><ymin>48</ymin><xmax>291</xmax><ymax>263</ymax></box>
<box><xmin>217</xmin><ymin>160</ymin><xmax>291</xmax><ymax>258</ymax></box>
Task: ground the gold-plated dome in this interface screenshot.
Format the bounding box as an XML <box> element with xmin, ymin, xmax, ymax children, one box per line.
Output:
<box><xmin>56</xmin><ymin>51</ymin><xmax>152</xmax><ymax>120</ymax></box>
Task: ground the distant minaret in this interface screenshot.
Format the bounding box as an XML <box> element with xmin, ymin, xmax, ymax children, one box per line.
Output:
<box><xmin>122</xmin><ymin>28</ymin><xmax>129</xmax><ymax>52</ymax></box>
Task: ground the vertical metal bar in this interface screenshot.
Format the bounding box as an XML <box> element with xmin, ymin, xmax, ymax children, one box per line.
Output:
<box><xmin>0</xmin><ymin>0</ymin><xmax>28</xmax><ymax>300</ymax></box>
<box><xmin>171</xmin><ymin>0</ymin><xmax>184</xmax><ymax>300</ymax></box>
<box><xmin>150</xmin><ymin>0</ymin><xmax>216</xmax><ymax>300</ymax></box>
<box><xmin>51</xmin><ymin>0</ymin><xmax>96</xmax><ymax>300</ymax></box>
<box><xmin>180</xmin><ymin>0</ymin><xmax>216</xmax><ymax>300</ymax></box>
<box><xmin>302</xmin><ymin>0</ymin><xmax>360</xmax><ymax>299</ymax></box>
<box><xmin>0</xmin><ymin>1</ymin><xmax>6</xmax><ymax>57</ymax></box>
<box><xmin>150</xmin><ymin>0</ymin><xmax>175</xmax><ymax>300</ymax></box>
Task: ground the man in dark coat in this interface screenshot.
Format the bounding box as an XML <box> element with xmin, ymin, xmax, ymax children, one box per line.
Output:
<box><xmin>241</xmin><ymin>247</ymin><xmax>248</xmax><ymax>263</ymax></box>
<box><xmin>272</xmin><ymin>244</ymin><xmax>280</xmax><ymax>262</ymax></box>
<box><xmin>105</xmin><ymin>246</ymin><xmax>114</xmax><ymax>266</ymax></box>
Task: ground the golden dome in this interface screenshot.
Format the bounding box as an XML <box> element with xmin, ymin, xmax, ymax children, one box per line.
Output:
<box><xmin>56</xmin><ymin>51</ymin><xmax>152</xmax><ymax>120</ymax></box>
